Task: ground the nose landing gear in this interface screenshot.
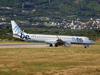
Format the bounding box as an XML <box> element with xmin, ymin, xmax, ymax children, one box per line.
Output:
<box><xmin>84</xmin><ymin>45</ymin><xmax>89</xmax><ymax>48</ymax></box>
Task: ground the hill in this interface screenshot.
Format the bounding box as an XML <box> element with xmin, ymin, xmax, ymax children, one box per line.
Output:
<box><xmin>0</xmin><ymin>0</ymin><xmax>100</xmax><ymax>17</ymax></box>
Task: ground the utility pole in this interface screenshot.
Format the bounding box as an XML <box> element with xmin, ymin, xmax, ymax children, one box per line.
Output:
<box><xmin>22</xmin><ymin>3</ymin><xmax>24</xmax><ymax>9</ymax></box>
<box><xmin>49</xmin><ymin>0</ymin><xmax>50</xmax><ymax>3</ymax></box>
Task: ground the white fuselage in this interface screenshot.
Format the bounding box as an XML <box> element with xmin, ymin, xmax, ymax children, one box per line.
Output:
<box><xmin>22</xmin><ymin>34</ymin><xmax>94</xmax><ymax>45</ymax></box>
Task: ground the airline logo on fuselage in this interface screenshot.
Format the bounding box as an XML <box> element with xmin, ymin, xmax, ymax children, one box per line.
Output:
<box><xmin>72</xmin><ymin>37</ymin><xmax>83</xmax><ymax>42</ymax></box>
<box><xmin>20</xmin><ymin>33</ymin><xmax>31</xmax><ymax>40</ymax></box>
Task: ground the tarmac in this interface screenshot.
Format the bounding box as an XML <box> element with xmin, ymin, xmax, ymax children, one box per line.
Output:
<box><xmin>0</xmin><ymin>43</ymin><xmax>49</xmax><ymax>48</ymax></box>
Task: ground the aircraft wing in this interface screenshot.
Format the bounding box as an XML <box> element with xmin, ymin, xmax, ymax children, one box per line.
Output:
<box><xmin>44</xmin><ymin>39</ymin><xmax>64</xmax><ymax>44</ymax></box>
<box><xmin>44</xmin><ymin>40</ymin><xmax>55</xmax><ymax>44</ymax></box>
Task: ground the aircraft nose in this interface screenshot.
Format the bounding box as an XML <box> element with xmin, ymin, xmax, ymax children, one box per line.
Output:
<box><xmin>92</xmin><ymin>40</ymin><xmax>95</xmax><ymax>44</ymax></box>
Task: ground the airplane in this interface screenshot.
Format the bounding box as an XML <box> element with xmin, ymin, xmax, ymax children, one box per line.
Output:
<box><xmin>11</xmin><ymin>20</ymin><xmax>95</xmax><ymax>48</ymax></box>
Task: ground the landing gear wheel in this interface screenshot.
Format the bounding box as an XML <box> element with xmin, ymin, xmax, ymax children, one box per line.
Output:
<box><xmin>55</xmin><ymin>44</ymin><xmax>58</xmax><ymax>47</ymax></box>
<box><xmin>84</xmin><ymin>45</ymin><xmax>88</xmax><ymax>48</ymax></box>
<box><xmin>84</xmin><ymin>46</ymin><xmax>87</xmax><ymax>48</ymax></box>
<box><xmin>50</xmin><ymin>44</ymin><xmax>53</xmax><ymax>47</ymax></box>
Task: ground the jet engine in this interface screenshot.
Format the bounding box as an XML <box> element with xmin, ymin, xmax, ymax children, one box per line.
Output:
<box><xmin>64</xmin><ymin>42</ymin><xmax>71</xmax><ymax>46</ymax></box>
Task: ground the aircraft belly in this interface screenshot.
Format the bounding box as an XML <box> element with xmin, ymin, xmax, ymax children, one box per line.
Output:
<box><xmin>71</xmin><ymin>42</ymin><xmax>93</xmax><ymax>45</ymax></box>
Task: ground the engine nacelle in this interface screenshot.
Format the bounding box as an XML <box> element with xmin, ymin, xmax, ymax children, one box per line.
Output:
<box><xmin>64</xmin><ymin>42</ymin><xmax>71</xmax><ymax>46</ymax></box>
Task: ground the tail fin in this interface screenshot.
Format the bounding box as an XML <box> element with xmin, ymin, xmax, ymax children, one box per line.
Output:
<box><xmin>11</xmin><ymin>20</ymin><xmax>29</xmax><ymax>40</ymax></box>
<box><xmin>11</xmin><ymin>20</ymin><xmax>22</xmax><ymax>35</ymax></box>
<box><xmin>11</xmin><ymin>20</ymin><xmax>24</xmax><ymax>39</ymax></box>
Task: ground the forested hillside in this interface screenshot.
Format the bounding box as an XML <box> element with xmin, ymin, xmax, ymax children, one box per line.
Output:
<box><xmin>1</xmin><ymin>0</ymin><xmax>100</xmax><ymax>41</ymax></box>
<box><xmin>0</xmin><ymin>0</ymin><xmax>100</xmax><ymax>17</ymax></box>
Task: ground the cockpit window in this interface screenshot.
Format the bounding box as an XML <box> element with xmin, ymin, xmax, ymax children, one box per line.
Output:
<box><xmin>85</xmin><ymin>38</ymin><xmax>91</xmax><ymax>40</ymax></box>
<box><xmin>89</xmin><ymin>38</ymin><xmax>91</xmax><ymax>40</ymax></box>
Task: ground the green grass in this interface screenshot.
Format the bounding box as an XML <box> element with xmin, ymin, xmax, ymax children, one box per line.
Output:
<box><xmin>94</xmin><ymin>40</ymin><xmax>100</xmax><ymax>45</ymax></box>
<box><xmin>0</xmin><ymin>39</ymin><xmax>100</xmax><ymax>75</ymax></box>
<box><xmin>0</xmin><ymin>47</ymin><xmax>100</xmax><ymax>75</ymax></box>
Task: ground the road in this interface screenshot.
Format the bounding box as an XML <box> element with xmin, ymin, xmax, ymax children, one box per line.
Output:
<box><xmin>0</xmin><ymin>43</ymin><xmax>49</xmax><ymax>48</ymax></box>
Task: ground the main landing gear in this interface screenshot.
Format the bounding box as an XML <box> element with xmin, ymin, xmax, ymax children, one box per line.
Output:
<box><xmin>49</xmin><ymin>44</ymin><xmax>58</xmax><ymax>47</ymax></box>
<box><xmin>50</xmin><ymin>44</ymin><xmax>53</xmax><ymax>47</ymax></box>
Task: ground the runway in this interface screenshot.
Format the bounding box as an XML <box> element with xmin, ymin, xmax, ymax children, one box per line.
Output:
<box><xmin>0</xmin><ymin>43</ymin><xmax>49</xmax><ymax>48</ymax></box>
<box><xmin>0</xmin><ymin>43</ymin><xmax>98</xmax><ymax>48</ymax></box>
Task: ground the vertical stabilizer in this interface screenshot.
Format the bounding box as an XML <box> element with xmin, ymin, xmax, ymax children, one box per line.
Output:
<box><xmin>11</xmin><ymin>20</ymin><xmax>22</xmax><ymax>35</ymax></box>
<box><xmin>11</xmin><ymin>20</ymin><xmax>29</xmax><ymax>40</ymax></box>
<box><xmin>11</xmin><ymin>20</ymin><xmax>23</xmax><ymax>39</ymax></box>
